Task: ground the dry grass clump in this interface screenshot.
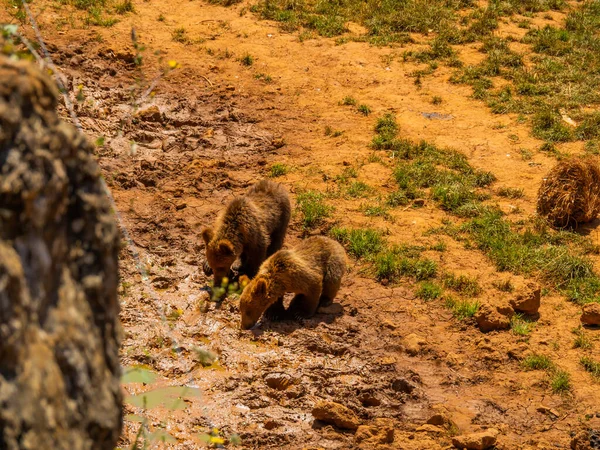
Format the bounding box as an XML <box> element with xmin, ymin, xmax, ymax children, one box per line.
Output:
<box><xmin>537</xmin><ymin>157</ymin><xmax>600</xmax><ymax>227</ymax></box>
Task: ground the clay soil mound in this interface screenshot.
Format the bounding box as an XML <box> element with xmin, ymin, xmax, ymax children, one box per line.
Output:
<box><xmin>537</xmin><ymin>157</ymin><xmax>600</xmax><ymax>227</ymax></box>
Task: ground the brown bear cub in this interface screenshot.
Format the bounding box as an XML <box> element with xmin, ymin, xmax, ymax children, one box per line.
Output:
<box><xmin>202</xmin><ymin>180</ymin><xmax>291</xmax><ymax>288</ymax></box>
<box><xmin>239</xmin><ymin>236</ymin><xmax>347</xmax><ymax>330</ymax></box>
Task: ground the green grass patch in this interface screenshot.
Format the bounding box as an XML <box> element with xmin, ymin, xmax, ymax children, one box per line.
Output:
<box><xmin>573</xmin><ymin>327</ymin><xmax>594</xmax><ymax>350</ymax></box>
<box><xmin>497</xmin><ymin>187</ymin><xmax>524</xmax><ymax>199</ymax></box>
<box><xmin>444</xmin><ymin>296</ymin><xmax>480</xmax><ymax>320</ymax></box>
<box><xmin>269</xmin><ymin>163</ymin><xmax>288</xmax><ymax>178</ymax></box>
<box><xmin>511</xmin><ymin>313</ymin><xmax>534</xmax><ymax>336</ymax></box>
<box><xmin>330</xmin><ymin>227</ymin><xmax>384</xmax><ymax>259</ymax></box>
<box><xmin>373</xmin><ymin>245</ymin><xmax>437</xmax><ymax>282</ymax></box>
<box><xmin>296</xmin><ymin>191</ymin><xmax>333</xmax><ymax>229</ymax></box>
<box><xmin>550</xmin><ymin>369</ymin><xmax>571</xmax><ymax>394</ymax></box>
<box><xmin>239</xmin><ymin>53</ymin><xmax>254</xmax><ymax>66</ymax></box>
<box><xmin>357</xmin><ymin>104</ymin><xmax>372</xmax><ymax>116</ymax></box>
<box><xmin>522</xmin><ymin>354</ymin><xmax>553</xmax><ymax>371</ymax></box>
<box><xmin>417</xmin><ymin>281</ymin><xmax>443</xmax><ymax>300</ymax></box>
<box><xmin>347</xmin><ymin>181</ymin><xmax>372</xmax><ymax>198</ymax></box>
<box><xmin>581</xmin><ymin>356</ymin><xmax>600</xmax><ymax>379</ymax></box>
<box><xmin>441</xmin><ymin>272</ymin><xmax>482</xmax><ymax>297</ymax></box>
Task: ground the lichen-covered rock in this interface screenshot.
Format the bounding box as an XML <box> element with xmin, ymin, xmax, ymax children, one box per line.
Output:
<box><xmin>0</xmin><ymin>56</ymin><xmax>122</xmax><ymax>449</ymax></box>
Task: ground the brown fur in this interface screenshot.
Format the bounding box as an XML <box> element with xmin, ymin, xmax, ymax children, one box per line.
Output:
<box><xmin>239</xmin><ymin>236</ymin><xmax>347</xmax><ymax>329</ymax></box>
<box><xmin>202</xmin><ymin>180</ymin><xmax>291</xmax><ymax>287</ymax></box>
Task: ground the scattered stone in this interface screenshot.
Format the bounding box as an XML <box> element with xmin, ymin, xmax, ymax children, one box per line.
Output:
<box><xmin>355</xmin><ymin>419</ymin><xmax>394</xmax><ymax>445</ymax></box>
<box><xmin>476</xmin><ymin>303</ymin><xmax>514</xmax><ymax>332</ymax></box>
<box><xmin>272</xmin><ymin>137</ymin><xmax>286</xmax><ymax>148</ymax></box>
<box><xmin>452</xmin><ymin>429</ymin><xmax>499</xmax><ymax>450</ymax></box>
<box><xmin>135</xmin><ymin>105</ymin><xmax>162</xmax><ymax>122</ymax></box>
<box><xmin>264</xmin><ymin>373</ymin><xmax>294</xmax><ymax>391</ymax></box>
<box><xmin>175</xmin><ymin>202</ymin><xmax>187</xmax><ymax>210</ymax></box>
<box><xmin>537</xmin><ymin>406</ymin><xmax>559</xmax><ymax>418</ymax></box>
<box><xmin>581</xmin><ymin>303</ymin><xmax>600</xmax><ymax>326</ymax></box>
<box><xmin>413</xmin><ymin>199</ymin><xmax>426</xmax><ymax>207</ymax></box>
<box><xmin>510</xmin><ymin>282</ymin><xmax>541</xmax><ymax>315</ymax></box>
<box><xmin>403</xmin><ymin>333</ymin><xmax>427</xmax><ymax>356</ymax></box>
<box><xmin>312</xmin><ymin>401</ymin><xmax>360</xmax><ymax>430</ymax></box>
<box><xmin>317</xmin><ymin>303</ymin><xmax>344</xmax><ymax>315</ymax></box>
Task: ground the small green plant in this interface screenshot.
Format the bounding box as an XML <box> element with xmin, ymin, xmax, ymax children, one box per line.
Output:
<box><xmin>442</xmin><ymin>273</ymin><xmax>481</xmax><ymax>297</ymax></box>
<box><xmin>417</xmin><ymin>281</ymin><xmax>443</xmax><ymax>300</ymax></box>
<box><xmin>444</xmin><ymin>296</ymin><xmax>480</xmax><ymax>320</ymax></box>
<box><xmin>497</xmin><ymin>187</ymin><xmax>524</xmax><ymax>199</ymax></box>
<box><xmin>522</xmin><ymin>354</ymin><xmax>553</xmax><ymax>371</ymax></box>
<box><xmin>431</xmin><ymin>96</ymin><xmax>443</xmax><ymax>105</ymax></box>
<box><xmin>580</xmin><ymin>356</ymin><xmax>600</xmax><ymax>379</ymax></box>
<box><xmin>157</xmin><ymin>14</ymin><xmax>165</xmax><ymax>21</ymax></box>
<box><xmin>114</xmin><ymin>0</ymin><xmax>134</xmax><ymax>14</ymax></box>
<box><xmin>519</xmin><ymin>148</ymin><xmax>533</xmax><ymax>160</ymax></box>
<box><xmin>357</xmin><ymin>104</ymin><xmax>371</xmax><ymax>116</ymax></box>
<box><xmin>511</xmin><ymin>314</ymin><xmax>534</xmax><ymax>336</ymax></box>
<box><xmin>363</xmin><ymin>205</ymin><xmax>391</xmax><ymax>220</ymax></box>
<box><xmin>373</xmin><ymin>246</ymin><xmax>437</xmax><ymax>282</ymax></box>
<box><xmin>330</xmin><ymin>227</ymin><xmax>384</xmax><ymax>259</ymax></box>
<box><xmin>269</xmin><ymin>163</ymin><xmax>288</xmax><ymax>177</ymax></box>
<box><xmin>254</xmin><ymin>72</ymin><xmax>273</xmax><ymax>82</ymax></box>
<box><xmin>341</xmin><ymin>96</ymin><xmax>357</xmax><ymax>106</ymax></box>
<box><xmin>172</xmin><ymin>27</ymin><xmax>188</xmax><ymax>43</ymax></box>
<box><xmin>430</xmin><ymin>240</ymin><xmax>447</xmax><ymax>252</ymax></box>
<box><xmin>296</xmin><ymin>191</ymin><xmax>333</xmax><ymax>229</ymax></box>
<box><xmin>550</xmin><ymin>369</ymin><xmax>571</xmax><ymax>394</ymax></box>
<box><xmin>573</xmin><ymin>327</ymin><xmax>593</xmax><ymax>350</ymax></box>
<box><xmin>347</xmin><ymin>181</ymin><xmax>372</xmax><ymax>198</ymax></box>
<box><xmin>492</xmin><ymin>279</ymin><xmax>514</xmax><ymax>292</ymax></box>
<box><xmin>240</xmin><ymin>53</ymin><xmax>254</xmax><ymax>66</ymax></box>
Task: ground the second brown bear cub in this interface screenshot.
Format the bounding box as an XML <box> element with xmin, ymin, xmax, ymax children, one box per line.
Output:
<box><xmin>239</xmin><ymin>236</ymin><xmax>347</xmax><ymax>330</ymax></box>
<box><xmin>202</xmin><ymin>180</ymin><xmax>291</xmax><ymax>287</ymax></box>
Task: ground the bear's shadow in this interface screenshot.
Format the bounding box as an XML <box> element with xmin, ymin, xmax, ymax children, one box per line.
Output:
<box><xmin>251</xmin><ymin>301</ymin><xmax>344</xmax><ymax>336</ymax></box>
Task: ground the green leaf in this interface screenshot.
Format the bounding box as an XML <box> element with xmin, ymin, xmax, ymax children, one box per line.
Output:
<box><xmin>124</xmin><ymin>386</ymin><xmax>201</xmax><ymax>410</ymax></box>
<box><xmin>121</xmin><ymin>366</ymin><xmax>157</xmax><ymax>384</ymax></box>
<box><xmin>124</xmin><ymin>414</ymin><xmax>146</xmax><ymax>423</ymax></box>
<box><xmin>147</xmin><ymin>429</ymin><xmax>177</xmax><ymax>443</ymax></box>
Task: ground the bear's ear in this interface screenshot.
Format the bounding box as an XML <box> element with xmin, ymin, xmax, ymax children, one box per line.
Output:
<box><xmin>253</xmin><ymin>277</ymin><xmax>268</xmax><ymax>297</ymax></box>
<box><xmin>217</xmin><ymin>240</ymin><xmax>234</xmax><ymax>256</ymax></box>
<box><xmin>201</xmin><ymin>227</ymin><xmax>214</xmax><ymax>245</ymax></box>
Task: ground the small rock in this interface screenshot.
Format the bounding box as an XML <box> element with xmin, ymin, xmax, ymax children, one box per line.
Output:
<box><xmin>317</xmin><ymin>303</ymin><xmax>343</xmax><ymax>315</ymax></box>
<box><xmin>264</xmin><ymin>373</ymin><xmax>294</xmax><ymax>391</ymax></box>
<box><xmin>403</xmin><ymin>333</ymin><xmax>426</xmax><ymax>356</ymax></box>
<box><xmin>391</xmin><ymin>378</ymin><xmax>416</xmax><ymax>394</ymax></box>
<box><xmin>427</xmin><ymin>413</ymin><xmax>450</xmax><ymax>427</ymax></box>
<box><xmin>135</xmin><ymin>105</ymin><xmax>162</xmax><ymax>122</ymax></box>
<box><xmin>312</xmin><ymin>401</ymin><xmax>360</xmax><ymax>430</ymax></box>
<box><xmin>413</xmin><ymin>199</ymin><xmax>425</xmax><ymax>207</ymax></box>
<box><xmin>570</xmin><ymin>430</ymin><xmax>591</xmax><ymax>450</ymax></box>
<box><xmin>355</xmin><ymin>418</ymin><xmax>394</xmax><ymax>444</ymax></box>
<box><xmin>537</xmin><ymin>406</ymin><xmax>559</xmax><ymax>418</ymax></box>
<box><xmin>510</xmin><ymin>282</ymin><xmax>541</xmax><ymax>315</ymax></box>
<box><xmin>476</xmin><ymin>303</ymin><xmax>514</xmax><ymax>332</ymax></box>
<box><xmin>264</xmin><ymin>420</ymin><xmax>280</xmax><ymax>430</ymax></box>
<box><xmin>581</xmin><ymin>303</ymin><xmax>600</xmax><ymax>326</ymax></box>
<box><xmin>175</xmin><ymin>202</ymin><xmax>187</xmax><ymax>210</ymax></box>
<box><xmin>272</xmin><ymin>137</ymin><xmax>285</xmax><ymax>148</ymax></box>
<box><xmin>358</xmin><ymin>392</ymin><xmax>381</xmax><ymax>407</ymax></box>
<box><xmin>452</xmin><ymin>429</ymin><xmax>499</xmax><ymax>450</ymax></box>
<box><xmin>416</xmin><ymin>424</ymin><xmax>444</xmax><ymax>434</ymax></box>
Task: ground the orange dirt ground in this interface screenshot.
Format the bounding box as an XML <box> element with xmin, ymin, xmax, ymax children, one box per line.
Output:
<box><xmin>4</xmin><ymin>0</ymin><xmax>600</xmax><ymax>448</ymax></box>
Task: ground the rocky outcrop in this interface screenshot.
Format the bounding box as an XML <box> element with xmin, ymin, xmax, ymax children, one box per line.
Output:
<box><xmin>0</xmin><ymin>57</ymin><xmax>122</xmax><ymax>449</ymax></box>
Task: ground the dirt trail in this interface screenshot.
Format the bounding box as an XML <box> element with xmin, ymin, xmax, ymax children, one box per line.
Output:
<box><xmin>4</xmin><ymin>0</ymin><xmax>600</xmax><ymax>448</ymax></box>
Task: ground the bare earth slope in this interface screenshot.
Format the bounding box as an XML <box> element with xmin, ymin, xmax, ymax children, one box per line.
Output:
<box><xmin>3</xmin><ymin>0</ymin><xmax>600</xmax><ymax>448</ymax></box>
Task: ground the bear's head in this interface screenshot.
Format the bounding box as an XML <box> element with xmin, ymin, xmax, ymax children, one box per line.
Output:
<box><xmin>202</xmin><ymin>227</ymin><xmax>236</xmax><ymax>289</ymax></box>
<box><xmin>239</xmin><ymin>275</ymin><xmax>274</xmax><ymax>330</ymax></box>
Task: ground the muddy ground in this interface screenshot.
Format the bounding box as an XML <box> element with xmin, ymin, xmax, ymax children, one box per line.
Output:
<box><xmin>4</xmin><ymin>0</ymin><xmax>600</xmax><ymax>448</ymax></box>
